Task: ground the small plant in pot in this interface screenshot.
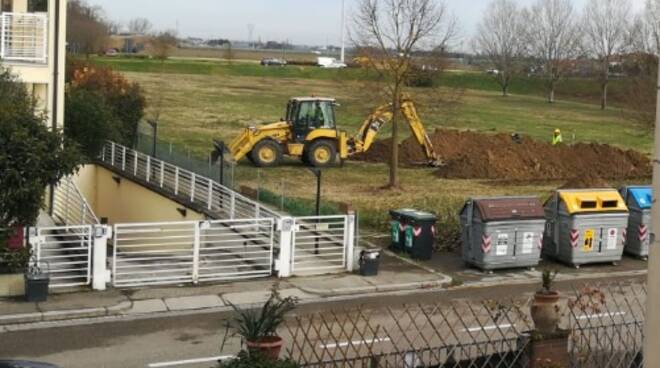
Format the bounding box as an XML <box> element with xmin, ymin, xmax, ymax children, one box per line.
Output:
<box><xmin>531</xmin><ymin>270</ymin><xmax>561</xmax><ymax>334</ymax></box>
<box><xmin>228</xmin><ymin>288</ymin><xmax>298</xmax><ymax>360</ymax></box>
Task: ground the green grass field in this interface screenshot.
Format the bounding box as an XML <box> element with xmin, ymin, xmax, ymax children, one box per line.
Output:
<box><xmin>93</xmin><ymin>56</ymin><xmax>652</xmax><ymax>240</ymax></box>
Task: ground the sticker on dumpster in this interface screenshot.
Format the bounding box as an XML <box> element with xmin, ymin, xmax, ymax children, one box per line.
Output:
<box><xmin>607</xmin><ymin>228</ymin><xmax>618</xmax><ymax>250</ymax></box>
<box><xmin>391</xmin><ymin>223</ymin><xmax>399</xmax><ymax>243</ymax></box>
<box><xmin>405</xmin><ymin>227</ymin><xmax>414</xmax><ymax>248</ymax></box>
<box><xmin>522</xmin><ymin>232</ymin><xmax>534</xmax><ymax>254</ymax></box>
<box><xmin>496</xmin><ymin>233</ymin><xmax>508</xmax><ymax>256</ymax></box>
<box><xmin>583</xmin><ymin>229</ymin><xmax>595</xmax><ymax>252</ymax></box>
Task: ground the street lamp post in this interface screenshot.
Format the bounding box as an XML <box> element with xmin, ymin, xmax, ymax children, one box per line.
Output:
<box><xmin>308</xmin><ymin>168</ymin><xmax>322</xmax><ymax>255</ymax></box>
<box><xmin>212</xmin><ymin>140</ymin><xmax>227</xmax><ymax>186</ymax></box>
<box><xmin>644</xmin><ymin>51</ymin><xmax>660</xmax><ymax>367</ymax></box>
<box><xmin>147</xmin><ymin>120</ymin><xmax>158</xmax><ymax>158</ymax></box>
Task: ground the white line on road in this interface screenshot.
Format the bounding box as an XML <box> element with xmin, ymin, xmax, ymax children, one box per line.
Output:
<box><xmin>320</xmin><ymin>337</ymin><xmax>391</xmax><ymax>349</ymax></box>
<box><xmin>577</xmin><ymin>311</ymin><xmax>626</xmax><ymax>320</ymax></box>
<box><xmin>463</xmin><ymin>324</ymin><xmax>513</xmax><ymax>333</ymax></box>
<box><xmin>148</xmin><ymin>355</ymin><xmax>234</xmax><ymax>367</ymax></box>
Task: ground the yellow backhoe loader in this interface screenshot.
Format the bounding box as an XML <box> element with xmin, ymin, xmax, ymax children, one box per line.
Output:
<box><xmin>227</xmin><ymin>95</ymin><xmax>441</xmax><ymax>168</ymax></box>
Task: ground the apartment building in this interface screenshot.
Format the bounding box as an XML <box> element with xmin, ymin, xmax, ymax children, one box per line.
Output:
<box><xmin>1</xmin><ymin>0</ymin><xmax>66</xmax><ymax>129</ymax></box>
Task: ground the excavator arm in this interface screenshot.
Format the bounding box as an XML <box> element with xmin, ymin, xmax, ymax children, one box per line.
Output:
<box><xmin>348</xmin><ymin>97</ymin><xmax>442</xmax><ymax>166</ymax></box>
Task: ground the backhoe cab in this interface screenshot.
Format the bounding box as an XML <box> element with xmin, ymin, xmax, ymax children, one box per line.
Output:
<box><xmin>227</xmin><ymin>96</ymin><xmax>441</xmax><ymax>168</ymax></box>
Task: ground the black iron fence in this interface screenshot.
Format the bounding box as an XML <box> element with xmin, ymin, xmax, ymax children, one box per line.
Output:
<box><xmin>275</xmin><ymin>281</ymin><xmax>646</xmax><ymax>368</ymax></box>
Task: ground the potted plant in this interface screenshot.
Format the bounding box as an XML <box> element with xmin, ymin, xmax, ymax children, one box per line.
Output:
<box><xmin>228</xmin><ymin>288</ymin><xmax>298</xmax><ymax>360</ymax></box>
<box><xmin>531</xmin><ymin>270</ymin><xmax>561</xmax><ymax>334</ymax></box>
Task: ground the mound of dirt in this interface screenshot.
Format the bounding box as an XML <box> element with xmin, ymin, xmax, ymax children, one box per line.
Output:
<box><xmin>355</xmin><ymin>129</ymin><xmax>651</xmax><ymax>181</ymax></box>
<box><xmin>560</xmin><ymin>174</ymin><xmax>611</xmax><ymax>189</ymax></box>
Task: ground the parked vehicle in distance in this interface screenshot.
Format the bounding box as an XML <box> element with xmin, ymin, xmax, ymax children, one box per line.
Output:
<box><xmin>322</xmin><ymin>62</ymin><xmax>347</xmax><ymax>69</ymax></box>
<box><xmin>104</xmin><ymin>48</ymin><xmax>119</xmax><ymax>57</ymax></box>
<box><xmin>486</xmin><ymin>69</ymin><xmax>500</xmax><ymax>75</ymax></box>
<box><xmin>260</xmin><ymin>58</ymin><xmax>287</xmax><ymax>66</ymax></box>
<box><xmin>0</xmin><ymin>361</ymin><xmax>61</xmax><ymax>368</ymax></box>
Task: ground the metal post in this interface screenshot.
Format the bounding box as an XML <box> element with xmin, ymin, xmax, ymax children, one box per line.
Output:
<box><xmin>190</xmin><ymin>173</ymin><xmax>196</xmax><ymax>202</ymax></box>
<box><xmin>345</xmin><ymin>212</ymin><xmax>356</xmax><ymax>272</ymax></box>
<box><xmin>340</xmin><ymin>0</ymin><xmax>346</xmax><ymax>63</ymax></box>
<box><xmin>174</xmin><ymin>167</ymin><xmax>180</xmax><ymax>195</ymax></box>
<box><xmin>160</xmin><ymin>161</ymin><xmax>165</xmax><ymax>188</ymax></box>
<box><xmin>230</xmin><ymin>192</ymin><xmax>236</xmax><ymax>219</ymax></box>
<box><xmin>644</xmin><ymin>53</ymin><xmax>660</xmax><ymax>367</ymax></box>
<box><xmin>146</xmin><ymin>156</ymin><xmax>151</xmax><ymax>182</ymax></box>
<box><xmin>207</xmin><ymin>180</ymin><xmax>213</xmax><ymax>210</ymax></box>
<box><xmin>277</xmin><ymin>217</ymin><xmax>294</xmax><ymax>278</ymax></box>
<box><xmin>148</xmin><ymin>120</ymin><xmax>158</xmax><ymax>158</ymax></box>
<box><xmin>219</xmin><ymin>150</ymin><xmax>225</xmax><ymax>186</ymax></box>
<box><xmin>92</xmin><ymin>226</ymin><xmax>111</xmax><ymax>291</ymax></box>
<box><xmin>192</xmin><ymin>222</ymin><xmax>201</xmax><ymax>284</ymax></box>
<box><xmin>315</xmin><ymin>170</ymin><xmax>322</xmax><ymax>217</ymax></box>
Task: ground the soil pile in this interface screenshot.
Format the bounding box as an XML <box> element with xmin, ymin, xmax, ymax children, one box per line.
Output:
<box><xmin>356</xmin><ymin>129</ymin><xmax>651</xmax><ymax>181</ymax></box>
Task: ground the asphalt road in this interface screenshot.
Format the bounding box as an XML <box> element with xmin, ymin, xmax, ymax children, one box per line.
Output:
<box><xmin>0</xmin><ymin>274</ymin><xmax>645</xmax><ymax>368</ymax></box>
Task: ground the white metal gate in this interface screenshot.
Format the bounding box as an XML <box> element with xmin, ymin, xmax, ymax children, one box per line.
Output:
<box><xmin>31</xmin><ymin>226</ymin><xmax>93</xmax><ymax>288</ymax></box>
<box><xmin>291</xmin><ymin>216</ymin><xmax>351</xmax><ymax>275</ymax></box>
<box><xmin>112</xmin><ymin>219</ymin><xmax>274</xmax><ymax>287</ymax></box>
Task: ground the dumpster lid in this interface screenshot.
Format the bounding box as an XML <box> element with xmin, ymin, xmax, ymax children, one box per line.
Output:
<box><xmin>627</xmin><ymin>187</ymin><xmax>653</xmax><ymax>210</ymax></box>
<box><xmin>404</xmin><ymin>210</ymin><xmax>437</xmax><ymax>221</ymax></box>
<box><xmin>473</xmin><ymin>197</ymin><xmax>544</xmax><ymax>222</ymax></box>
<box><xmin>558</xmin><ymin>189</ymin><xmax>628</xmax><ymax>214</ymax></box>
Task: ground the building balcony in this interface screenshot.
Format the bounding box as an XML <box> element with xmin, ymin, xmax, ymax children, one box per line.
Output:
<box><xmin>0</xmin><ymin>11</ymin><xmax>48</xmax><ymax>64</ymax></box>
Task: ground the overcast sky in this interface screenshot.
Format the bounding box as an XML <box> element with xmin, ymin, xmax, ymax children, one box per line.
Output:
<box><xmin>87</xmin><ymin>0</ymin><xmax>646</xmax><ymax>48</ymax></box>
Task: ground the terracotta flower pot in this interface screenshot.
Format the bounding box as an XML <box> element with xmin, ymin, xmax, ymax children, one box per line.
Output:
<box><xmin>246</xmin><ymin>335</ymin><xmax>284</xmax><ymax>360</ymax></box>
<box><xmin>531</xmin><ymin>291</ymin><xmax>562</xmax><ymax>334</ymax></box>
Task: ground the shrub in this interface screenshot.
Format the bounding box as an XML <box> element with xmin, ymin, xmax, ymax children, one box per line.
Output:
<box><xmin>65</xmin><ymin>88</ymin><xmax>121</xmax><ymax>159</ymax></box>
<box><xmin>68</xmin><ymin>60</ymin><xmax>146</xmax><ymax>146</ymax></box>
<box><xmin>218</xmin><ymin>351</ymin><xmax>299</xmax><ymax>368</ymax></box>
<box><xmin>0</xmin><ymin>68</ymin><xmax>81</xmax><ymax>231</ymax></box>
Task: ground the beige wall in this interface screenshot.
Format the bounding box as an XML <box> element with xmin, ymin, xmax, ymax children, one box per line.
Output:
<box><xmin>73</xmin><ymin>165</ymin><xmax>206</xmax><ymax>225</ymax></box>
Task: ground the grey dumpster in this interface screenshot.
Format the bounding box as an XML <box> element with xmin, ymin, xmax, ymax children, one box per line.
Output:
<box><xmin>543</xmin><ymin>189</ymin><xmax>629</xmax><ymax>268</ymax></box>
<box><xmin>460</xmin><ymin>197</ymin><xmax>545</xmax><ymax>271</ymax></box>
<box><xmin>619</xmin><ymin>186</ymin><xmax>652</xmax><ymax>259</ymax></box>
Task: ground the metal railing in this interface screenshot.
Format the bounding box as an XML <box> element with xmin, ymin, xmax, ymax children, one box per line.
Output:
<box><xmin>52</xmin><ymin>176</ymin><xmax>100</xmax><ymax>226</ymax></box>
<box><xmin>100</xmin><ymin>141</ymin><xmax>281</xmax><ymax>221</ymax></box>
<box><xmin>0</xmin><ymin>12</ymin><xmax>48</xmax><ymax>63</ymax></box>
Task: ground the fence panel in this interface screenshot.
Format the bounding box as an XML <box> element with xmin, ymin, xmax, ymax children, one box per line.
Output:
<box><xmin>198</xmin><ymin>219</ymin><xmax>274</xmax><ymax>282</ymax></box>
<box><xmin>568</xmin><ymin>282</ymin><xmax>646</xmax><ymax>368</ymax></box>
<box><xmin>112</xmin><ymin>221</ymin><xmax>197</xmax><ymax>287</ymax></box>
<box><xmin>291</xmin><ymin>216</ymin><xmax>349</xmax><ymax>275</ymax></box>
<box><xmin>31</xmin><ymin>226</ymin><xmax>93</xmax><ymax>288</ymax></box>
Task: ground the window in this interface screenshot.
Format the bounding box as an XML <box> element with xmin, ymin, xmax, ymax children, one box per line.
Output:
<box><xmin>1</xmin><ymin>0</ymin><xmax>12</xmax><ymax>12</ymax></box>
<box><xmin>28</xmin><ymin>0</ymin><xmax>47</xmax><ymax>12</ymax></box>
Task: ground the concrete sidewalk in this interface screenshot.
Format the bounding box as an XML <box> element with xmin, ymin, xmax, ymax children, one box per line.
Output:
<box><xmin>0</xmin><ymin>251</ymin><xmax>451</xmax><ymax>327</ymax></box>
<box><xmin>0</xmin><ymin>247</ymin><xmax>648</xmax><ymax>329</ymax></box>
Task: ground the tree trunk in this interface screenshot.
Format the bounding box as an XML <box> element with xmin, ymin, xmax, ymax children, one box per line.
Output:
<box><xmin>388</xmin><ymin>91</ymin><xmax>400</xmax><ymax>189</ymax></box>
<box><xmin>601</xmin><ymin>79</ymin><xmax>608</xmax><ymax>110</ymax></box>
<box><xmin>502</xmin><ymin>84</ymin><xmax>508</xmax><ymax>97</ymax></box>
<box><xmin>601</xmin><ymin>64</ymin><xmax>609</xmax><ymax>110</ymax></box>
<box><xmin>549</xmin><ymin>80</ymin><xmax>556</xmax><ymax>104</ymax></box>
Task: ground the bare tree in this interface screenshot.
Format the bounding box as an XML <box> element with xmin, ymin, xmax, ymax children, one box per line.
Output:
<box><xmin>474</xmin><ymin>0</ymin><xmax>526</xmax><ymax>97</ymax></box>
<box><xmin>523</xmin><ymin>0</ymin><xmax>581</xmax><ymax>103</ymax></box>
<box><xmin>352</xmin><ymin>0</ymin><xmax>457</xmax><ymax>188</ymax></box>
<box><xmin>581</xmin><ymin>0</ymin><xmax>632</xmax><ymax>110</ymax></box>
<box><xmin>128</xmin><ymin>18</ymin><xmax>153</xmax><ymax>35</ymax></box>
<box><xmin>149</xmin><ymin>31</ymin><xmax>178</xmax><ymax>61</ymax></box>
<box><xmin>67</xmin><ymin>0</ymin><xmax>110</xmax><ymax>57</ymax></box>
<box><xmin>630</xmin><ymin>0</ymin><xmax>660</xmax><ymax>54</ymax></box>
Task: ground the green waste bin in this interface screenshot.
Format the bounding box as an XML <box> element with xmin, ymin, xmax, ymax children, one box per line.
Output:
<box><xmin>389</xmin><ymin>209</ymin><xmax>417</xmax><ymax>252</ymax></box>
<box><xmin>402</xmin><ymin>210</ymin><xmax>438</xmax><ymax>260</ymax></box>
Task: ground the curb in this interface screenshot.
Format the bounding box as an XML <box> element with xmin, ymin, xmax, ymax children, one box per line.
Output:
<box><xmin>0</xmin><ymin>300</ymin><xmax>133</xmax><ymax>327</ymax></box>
<box><xmin>296</xmin><ymin>275</ymin><xmax>453</xmax><ymax>297</ymax></box>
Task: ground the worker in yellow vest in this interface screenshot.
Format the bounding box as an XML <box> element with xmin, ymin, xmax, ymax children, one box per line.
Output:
<box><xmin>552</xmin><ymin>129</ymin><xmax>563</xmax><ymax>146</ymax></box>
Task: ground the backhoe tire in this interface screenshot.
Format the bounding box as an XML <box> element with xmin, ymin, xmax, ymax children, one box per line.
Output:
<box><xmin>250</xmin><ymin>140</ymin><xmax>283</xmax><ymax>167</ymax></box>
<box><xmin>306</xmin><ymin>140</ymin><xmax>337</xmax><ymax>168</ymax></box>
